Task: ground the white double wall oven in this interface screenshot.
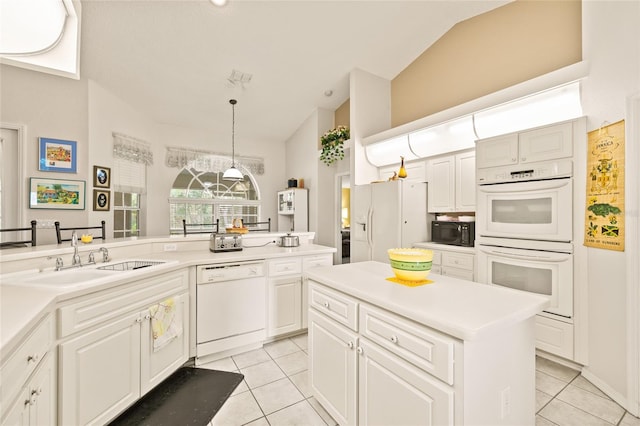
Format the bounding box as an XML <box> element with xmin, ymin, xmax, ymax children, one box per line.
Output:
<box><xmin>475</xmin><ymin>121</ymin><xmax>578</xmax><ymax>326</ymax></box>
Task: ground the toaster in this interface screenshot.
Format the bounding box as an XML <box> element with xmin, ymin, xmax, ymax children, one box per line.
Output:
<box><xmin>210</xmin><ymin>233</ymin><xmax>243</xmax><ymax>252</ymax></box>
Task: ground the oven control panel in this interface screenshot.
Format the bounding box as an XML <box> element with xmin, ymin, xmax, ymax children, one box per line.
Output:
<box><xmin>477</xmin><ymin>159</ymin><xmax>573</xmax><ymax>184</ymax></box>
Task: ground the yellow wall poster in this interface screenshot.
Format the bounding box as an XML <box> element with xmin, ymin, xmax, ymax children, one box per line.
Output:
<box><xmin>584</xmin><ymin>120</ymin><xmax>625</xmax><ymax>251</ymax></box>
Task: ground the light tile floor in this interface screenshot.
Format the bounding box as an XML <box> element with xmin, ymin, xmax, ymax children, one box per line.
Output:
<box><xmin>202</xmin><ymin>333</ymin><xmax>640</xmax><ymax>426</ymax></box>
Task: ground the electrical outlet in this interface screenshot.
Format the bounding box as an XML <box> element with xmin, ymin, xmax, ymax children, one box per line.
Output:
<box><xmin>164</xmin><ymin>243</ymin><xmax>177</xmax><ymax>251</ymax></box>
<box><xmin>501</xmin><ymin>386</ymin><xmax>511</xmax><ymax>419</ymax></box>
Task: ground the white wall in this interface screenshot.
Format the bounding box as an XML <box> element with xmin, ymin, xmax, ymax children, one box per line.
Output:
<box><xmin>0</xmin><ymin>65</ymin><xmax>89</xmax><ymax>246</ymax></box>
<box><xmin>0</xmin><ymin>68</ymin><xmax>285</xmax><ymax>242</ymax></box>
<box><xmin>580</xmin><ymin>0</ymin><xmax>640</xmax><ymax>407</ymax></box>
<box><xmin>87</xmin><ymin>80</ymin><xmax>158</xmax><ymax>236</ymax></box>
<box><xmin>283</xmin><ymin>107</ymin><xmax>336</xmax><ymax>245</ymax></box>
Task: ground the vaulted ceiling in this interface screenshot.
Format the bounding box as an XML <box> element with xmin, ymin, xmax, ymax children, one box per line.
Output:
<box><xmin>80</xmin><ymin>1</ymin><xmax>508</xmax><ymax>147</ymax></box>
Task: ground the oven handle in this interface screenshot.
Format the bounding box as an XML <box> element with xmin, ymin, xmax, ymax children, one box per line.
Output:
<box><xmin>478</xmin><ymin>177</ymin><xmax>571</xmax><ymax>193</ymax></box>
<box><xmin>478</xmin><ymin>246</ymin><xmax>571</xmax><ymax>262</ymax></box>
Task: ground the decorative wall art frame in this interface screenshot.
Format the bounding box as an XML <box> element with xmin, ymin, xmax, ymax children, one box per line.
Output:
<box><xmin>93</xmin><ymin>165</ymin><xmax>111</xmax><ymax>188</ymax></box>
<box><xmin>29</xmin><ymin>178</ymin><xmax>85</xmax><ymax>210</ymax></box>
<box><xmin>93</xmin><ymin>189</ymin><xmax>110</xmax><ymax>211</ymax></box>
<box><xmin>38</xmin><ymin>137</ymin><xmax>77</xmax><ymax>173</ymax></box>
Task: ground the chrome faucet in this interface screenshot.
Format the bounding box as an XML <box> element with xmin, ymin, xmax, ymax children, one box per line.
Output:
<box><xmin>100</xmin><ymin>247</ymin><xmax>110</xmax><ymax>262</ymax></box>
<box><xmin>71</xmin><ymin>231</ymin><xmax>81</xmax><ymax>266</ymax></box>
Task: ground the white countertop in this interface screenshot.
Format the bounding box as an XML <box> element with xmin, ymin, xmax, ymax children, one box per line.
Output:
<box><xmin>1</xmin><ymin>243</ymin><xmax>335</xmax><ymax>359</ymax></box>
<box><xmin>305</xmin><ymin>261</ymin><xmax>549</xmax><ymax>341</ymax></box>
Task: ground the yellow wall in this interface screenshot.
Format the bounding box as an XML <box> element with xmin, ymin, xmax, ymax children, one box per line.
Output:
<box><xmin>341</xmin><ymin>187</ymin><xmax>350</xmax><ymax>228</ymax></box>
<box><xmin>390</xmin><ymin>0</ymin><xmax>582</xmax><ymax>127</ymax></box>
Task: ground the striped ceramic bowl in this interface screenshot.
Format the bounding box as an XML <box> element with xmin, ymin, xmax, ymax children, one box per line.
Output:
<box><xmin>387</xmin><ymin>248</ymin><xmax>433</xmax><ymax>281</ymax></box>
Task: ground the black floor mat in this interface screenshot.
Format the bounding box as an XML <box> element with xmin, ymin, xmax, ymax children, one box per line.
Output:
<box><xmin>109</xmin><ymin>367</ymin><xmax>244</xmax><ymax>426</ymax></box>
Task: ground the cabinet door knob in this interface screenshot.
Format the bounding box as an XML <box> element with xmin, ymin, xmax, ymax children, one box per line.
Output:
<box><xmin>323</xmin><ymin>301</ymin><xmax>330</xmax><ymax>309</ymax></box>
<box><xmin>145</xmin><ymin>314</ymin><xmax>152</xmax><ymax>320</ymax></box>
<box><xmin>347</xmin><ymin>341</ymin><xmax>354</xmax><ymax>349</ymax></box>
<box><xmin>27</xmin><ymin>354</ymin><xmax>39</xmax><ymax>363</ymax></box>
<box><xmin>389</xmin><ymin>335</ymin><xmax>398</xmax><ymax>344</ymax></box>
<box><xmin>135</xmin><ymin>317</ymin><xmax>143</xmax><ymax>323</ymax></box>
<box><xmin>512</xmin><ymin>157</ymin><xmax>517</xmax><ymax>162</ymax></box>
<box><xmin>357</xmin><ymin>347</ymin><xmax>363</xmax><ymax>355</ymax></box>
<box><xmin>521</xmin><ymin>157</ymin><xmax>526</xmax><ymax>162</ymax></box>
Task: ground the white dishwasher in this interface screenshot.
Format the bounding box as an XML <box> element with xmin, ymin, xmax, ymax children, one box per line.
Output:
<box><xmin>196</xmin><ymin>261</ymin><xmax>266</xmax><ymax>361</ymax></box>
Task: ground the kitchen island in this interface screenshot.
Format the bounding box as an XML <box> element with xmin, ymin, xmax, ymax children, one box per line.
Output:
<box><xmin>306</xmin><ymin>261</ymin><xmax>549</xmax><ymax>426</ymax></box>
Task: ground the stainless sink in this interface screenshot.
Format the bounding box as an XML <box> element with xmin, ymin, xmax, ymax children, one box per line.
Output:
<box><xmin>3</xmin><ymin>259</ymin><xmax>171</xmax><ymax>289</ymax></box>
<box><xmin>97</xmin><ymin>260</ymin><xmax>166</xmax><ymax>271</ymax></box>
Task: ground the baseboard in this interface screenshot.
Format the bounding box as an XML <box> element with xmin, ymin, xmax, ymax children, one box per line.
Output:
<box><xmin>536</xmin><ymin>349</ymin><xmax>583</xmax><ymax>371</ymax></box>
<box><xmin>581</xmin><ymin>368</ymin><xmax>630</xmax><ymax>412</ymax></box>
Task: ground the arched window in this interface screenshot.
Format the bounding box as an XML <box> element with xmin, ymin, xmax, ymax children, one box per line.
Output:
<box><xmin>169</xmin><ymin>167</ymin><xmax>260</xmax><ymax>234</ymax></box>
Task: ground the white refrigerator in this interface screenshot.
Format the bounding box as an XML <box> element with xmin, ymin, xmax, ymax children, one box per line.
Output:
<box><xmin>351</xmin><ymin>180</ymin><xmax>428</xmax><ymax>263</ymax></box>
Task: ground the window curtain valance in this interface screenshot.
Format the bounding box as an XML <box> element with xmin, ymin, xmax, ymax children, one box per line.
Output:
<box><xmin>165</xmin><ymin>146</ymin><xmax>265</xmax><ymax>176</ymax></box>
<box><xmin>113</xmin><ymin>132</ymin><xmax>154</xmax><ymax>165</ymax></box>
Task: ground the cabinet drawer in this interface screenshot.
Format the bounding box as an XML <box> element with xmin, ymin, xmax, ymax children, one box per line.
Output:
<box><xmin>58</xmin><ymin>270</ymin><xmax>187</xmax><ymax>338</ymax></box>
<box><xmin>309</xmin><ymin>281</ymin><xmax>358</xmax><ymax>332</ymax></box>
<box><xmin>359</xmin><ymin>304</ymin><xmax>455</xmax><ymax>385</ymax></box>
<box><xmin>1</xmin><ymin>314</ymin><xmax>53</xmax><ymax>408</ymax></box>
<box><xmin>268</xmin><ymin>258</ymin><xmax>302</xmax><ymax>276</ymax></box>
<box><xmin>442</xmin><ymin>252</ymin><xmax>473</xmax><ymax>271</ymax></box>
<box><xmin>302</xmin><ymin>254</ymin><xmax>333</xmax><ymax>270</ymax></box>
<box><xmin>441</xmin><ymin>267</ymin><xmax>474</xmax><ymax>281</ymax></box>
<box><xmin>535</xmin><ymin>315</ymin><xmax>574</xmax><ymax>359</ymax></box>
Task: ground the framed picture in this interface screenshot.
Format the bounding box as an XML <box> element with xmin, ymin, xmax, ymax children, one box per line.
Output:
<box><xmin>93</xmin><ymin>189</ymin><xmax>110</xmax><ymax>211</ymax></box>
<box><xmin>93</xmin><ymin>165</ymin><xmax>111</xmax><ymax>188</ymax></box>
<box><xmin>38</xmin><ymin>137</ymin><xmax>77</xmax><ymax>173</ymax></box>
<box><xmin>29</xmin><ymin>178</ymin><xmax>85</xmax><ymax>210</ymax></box>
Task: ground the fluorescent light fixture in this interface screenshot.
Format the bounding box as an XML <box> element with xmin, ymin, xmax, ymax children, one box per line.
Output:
<box><xmin>365</xmin><ymin>135</ymin><xmax>417</xmax><ymax>167</ymax></box>
<box><xmin>409</xmin><ymin>116</ymin><xmax>476</xmax><ymax>158</ymax></box>
<box><xmin>210</xmin><ymin>0</ymin><xmax>228</xmax><ymax>6</ymax></box>
<box><xmin>473</xmin><ymin>82</ymin><xmax>582</xmax><ymax>139</ymax></box>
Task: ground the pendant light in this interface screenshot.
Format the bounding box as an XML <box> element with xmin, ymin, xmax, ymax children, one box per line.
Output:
<box><xmin>223</xmin><ymin>99</ymin><xmax>244</xmax><ymax>181</ymax></box>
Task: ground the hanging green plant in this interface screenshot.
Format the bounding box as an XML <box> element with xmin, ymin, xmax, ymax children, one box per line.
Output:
<box><xmin>320</xmin><ymin>125</ymin><xmax>350</xmax><ymax>166</ymax></box>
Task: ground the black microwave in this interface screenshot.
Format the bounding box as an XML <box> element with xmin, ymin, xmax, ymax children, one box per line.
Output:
<box><xmin>431</xmin><ymin>221</ymin><xmax>475</xmax><ymax>247</ymax></box>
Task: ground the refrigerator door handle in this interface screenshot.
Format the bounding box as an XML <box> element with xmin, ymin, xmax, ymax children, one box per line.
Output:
<box><xmin>367</xmin><ymin>208</ymin><xmax>373</xmax><ymax>247</ymax></box>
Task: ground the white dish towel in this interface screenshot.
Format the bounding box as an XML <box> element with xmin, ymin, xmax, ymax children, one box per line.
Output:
<box><xmin>149</xmin><ymin>298</ymin><xmax>183</xmax><ymax>352</ymax></box>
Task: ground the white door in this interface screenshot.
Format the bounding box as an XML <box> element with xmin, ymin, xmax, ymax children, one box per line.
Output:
<box><xmin>427</xmin><ymin>155</ymin><xmax>455</xmax><ymax>213</ymax></box>
<box><xmin>475</xmin><ymin>133</ymin><xmax>519</xmax><ymax>169</ymax></box>
<box><xmin>455</xmin><ymin>151</ymin><xmax>476</xmax><ymax>211</ymax></box>
<box><xmin>371</xmin><ymin>181</ymin><xmax>402</xmax><ymax>263</ymax></box>
<box><xmin>358</xmin><ymin>339</ymin><xmax>454</xmax><ymax>426</ymax></box>
<box><xmin>309</xmin><ymin>310</ymin><xmax>357</xmax><ymax>426</ymax></box>
<box><xmin>518</xmin><ymin>122</ymin><xmax>573</xmax><ymax>164</ymax></box>
<box><xmin>141</xmin><ymin>293</ymin><xmax>189</xmax><ymax>395</ymax></box>
<box><xmin>351</xmin><ymin>184</ymin><xmax>372</xmax><ymax>262</ymax></box>
<box><xmin>0</xmin><ymin>127</ymin><xmax>22</xmax><ymax>231</ymax></box>
<box><xmin>268</xmin><ymin>276</ymin><xmax>302</xmax><ymax>337</ymax></box>
<box><xmin>59</xmin><ymin>311</ymin><xmax>141</xmax><ymax>426</ymax></box>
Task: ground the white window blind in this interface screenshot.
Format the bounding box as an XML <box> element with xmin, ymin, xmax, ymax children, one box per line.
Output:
<box><xmin>113</xmin><ymin>158</ymin><xmax>146</xmax><ymax>194</ymax></box>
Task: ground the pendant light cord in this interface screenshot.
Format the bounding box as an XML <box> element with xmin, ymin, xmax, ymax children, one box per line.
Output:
<box><xmin>230</xmin><ymin>99</ymin><xmax>237</xmax><ymax>167</ymax></box>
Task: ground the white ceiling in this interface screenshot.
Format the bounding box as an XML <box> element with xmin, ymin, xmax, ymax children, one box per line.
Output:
<box><xmin>80</xmin><ymin>0</ymin><xmax>508</xmax><ymax>148</ymax></box>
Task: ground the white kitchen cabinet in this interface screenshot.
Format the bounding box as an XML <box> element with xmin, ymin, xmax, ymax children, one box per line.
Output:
<box><xmin>59</xmin><ymin>310</ymin><xmax>142</xmax><ymax>425</ymax></box>
<box><xmin>416</xmin><ymin>243</ymin><xmax>476</xmax><ymax>281</ymax></box>
<box><xmin>58</xmin><ymin>271</ymin><xmax>189</xmax><ymax>425</ymax></box>
<box><xmin>455</xmin><ymin>151</ymin><xmax>476</xmax><ymax>212</ymax></box>
<box><xmin>358</xmin><ymin>339</ymin><xmax>454</xmax><ymax>426</ymax></box>
<box><xmin>308</xmin><ymin>309</ymin><xmax>358</xmax><ymax>426</ymax></box>
<box><xmin>277</xmin><ymin>188</ymin><xmax>308</xmax><ymax>232</ymax></box>
<box><xmin>476</xmin><ymin>122</ymin><xmax>572</xmax><ymax>169</ymax></box>
<box><xmin>268</xmin><ymin>276</ymin><xmax>302</xmax><ymax>336</ymax></box>
<box><xmin>309</xmin><ymin>281</ymin><xmax>459</xmax><ymax>426</ymax></box>
<box><xmin>268</xmin><ymin>254</ymin><xmax>333</xmax><ymax>337</ymax></box>
<box><xmin>427</xmin><ymin>150</ymin><xmax>475</xmax><ymax>213</ymax></box>
<box><xmin>2</xmin><ymin>352</ymin><xmax>56</xmax><ymax>426</ymax></box>
<box><xmin>301</xmin><ymin>254</ymin><xmax>333</xmax><ymax>328</ymax></box>
<box><xmin>1</xmin><ymin>314</ymin><xmax>55</xmax><ymax>426</ymax></box>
